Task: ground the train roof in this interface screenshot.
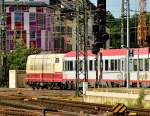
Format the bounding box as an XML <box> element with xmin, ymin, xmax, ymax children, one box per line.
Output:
<box><xmin>64</xmin><ymin>47</ymin><xmax>150</xmax><ymax>57</ymax></box>
<box><xmin>28</xmin><ymin>53</ymin><xmax>65</xmax><ymax>58</ymax></box>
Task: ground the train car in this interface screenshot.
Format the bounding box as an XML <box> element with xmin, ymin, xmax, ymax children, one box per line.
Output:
<box><xmin>26</xmin><ymin>47</ymin><xmax>150</xmax><ymax>89</ymax></box>
<box><xmin>26</xmin><ymin>53</ymin><xmax>65</xmax><ymax>89</ymax></box>
<box><xmin>63</xmin><ymin>47</ymin><xmax>150</xmax><ymax>87</ymax></box>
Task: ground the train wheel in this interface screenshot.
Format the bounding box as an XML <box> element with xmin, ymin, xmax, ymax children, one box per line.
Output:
<box><xmin>32</xmin><ymin>87</ymin><xmax>35</xmax><ymax>90</ymax></box>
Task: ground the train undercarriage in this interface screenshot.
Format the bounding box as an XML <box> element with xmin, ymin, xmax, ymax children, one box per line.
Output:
<box><xmin>26</xmin><ymin>81</ymin><xmax>150</xmax><ymax>90</ymax></box>
<box><xmin>26</xmin><ymin>81</ymin><xmax>76</xmax><ymax>90</ymax></box>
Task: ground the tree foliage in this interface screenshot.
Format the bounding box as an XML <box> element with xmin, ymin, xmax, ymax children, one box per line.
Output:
<box><xmin>106</xmin><ymin>11</ymin><xmax>121</xmax><ymax>48</ymax></box>
<box><xmin>0</xmin><ymin>39</ymin><xmax>41</xmax><ymax>86</ymax></box>
<box><xmin>6</xmin><ymin>40</ymin><xmax>41</xmax><ymax>70</ymax></box>
<box><xmin>106</xmin><ymin>11</ymin><xmax>147</xmax><ymax>48</ymax></box>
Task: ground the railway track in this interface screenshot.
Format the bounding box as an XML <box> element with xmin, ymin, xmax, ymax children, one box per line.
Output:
<box><xmin>0</xmin><ymin>95</ymin><xmax>111</xmax><ymax>115</ymax></box>
<box><xmin>128</xmin><ymin>107</ymin><xmax>150</xmax><ymax>115</ymax></box>
<box><xmin>32</xmin><ymin>98</ymin><xmax>150</xmax><ymax>115</ymax></box>
<box><xmin>0</xmin><ymin>94</ymin><xmax>150</xmax><ymax>115</ymax></box>
<box><xmin>0</xmin><ymin>108</ymin><xmax>39</xmax><ymax>116</ymax></box>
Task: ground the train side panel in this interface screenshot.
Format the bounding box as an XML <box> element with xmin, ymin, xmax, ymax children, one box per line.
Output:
<box><xmin>26</xmin><ymin>54</ymin><xmax>64</xmax><ymax>83</ymax></box>
<box><xmin>26</xmin><ymin>55</ymin><xmax>43</xmax><ymax>82</ymax></box>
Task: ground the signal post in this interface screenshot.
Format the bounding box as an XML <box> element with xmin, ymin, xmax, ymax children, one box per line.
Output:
<box><xmin>92</xmin><ymin>0</ymin><xmax>109</xmax><ymax>87</ymax></box>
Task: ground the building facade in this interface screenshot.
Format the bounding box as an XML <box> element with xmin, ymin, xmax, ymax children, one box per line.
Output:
<box><xmin>3</xmin><ymin>0</ymin><xmax>55</xmax><ymax>51</ymax></box>
<box><xmin>1</xmin><ymin>0</ymin><xmax>95</xmax><ymax>52</ymax></box>
<box><xmin>53</xmin><ymin>9</ymin><xmax>73</xmax><ymax>53</ymax></box>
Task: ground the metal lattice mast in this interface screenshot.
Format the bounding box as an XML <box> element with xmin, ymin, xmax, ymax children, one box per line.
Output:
<box><xmin>121</xmin><ymin>0</ymin><xmax>128</xmax><ymax>46</ymax></box>
<box><xmin>76</xmin><ymin>0</ymin><xmax>88</xmax><ymax>96</ymax></box>
<box><xmin>137</xmin><ymin>0</ymin><xmax>147</xmax><ymax>47</ymax></box>
<box><xmin>122</xmin><ymin>0</ymin><xmax>130</xmax><ymax>88</ymax></box>
<box><xmin>1</xmin><ymin>0</ymin><xmax>7</xmax><ymax>82</ymax></box>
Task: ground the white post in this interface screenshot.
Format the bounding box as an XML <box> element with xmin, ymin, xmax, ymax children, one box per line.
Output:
<box><xmin>9</xmin><ymin>70</ymin><xmax>17</xmax><ymax>88</ymax></box>
<box><xmin>126</xmin><ymin>0</ymin><xmax>130</xmax><ymax>88</ymax></box>
<box><xmin>83</xmin><ymin>82</ymin><xmax>88</xmax><ymax>95</ymax></box>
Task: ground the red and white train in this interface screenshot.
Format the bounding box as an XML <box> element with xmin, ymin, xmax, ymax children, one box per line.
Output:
<box><xmin>26</xmin><ymin>47</ymin><xmax>150</xmax><ymax>89</ymax></box>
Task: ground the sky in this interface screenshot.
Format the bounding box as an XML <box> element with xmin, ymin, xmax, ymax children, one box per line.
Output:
<box><xmin>90</xmin><ymin>0</ymin><xmax>150</xmax><ymax>18</ymax></box>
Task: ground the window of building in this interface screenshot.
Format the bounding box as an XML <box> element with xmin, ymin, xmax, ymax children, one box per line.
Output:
<box><xmin>66</xmin><ymin>26</ymin><xmax>72</xmax><ymax>33</ymax></box>
<box><xmin>30</xmin><ymin>31</ymin><xmax>35</xmax><ymax>40</ymax></box>
<box><xmin>36</xmin><ymin>7</ymin><xmax>43</xmax><ymax>12</ymax></box>
<box><xmin>22</xmin><ymin>6</ymin><xmax>29</xmax><ymax>12</ymax></box>
<box><xmin>9</xmin><ymin>6</ymin><xmax>14</xmax><ymax>12</ymax></box>
<box><xmin>56</xmin><ymin>26</ymin><xmax>61</xmax><ymax>32</ymax></box>
<box><xmin>37</xmin><ymin>14</ymin><xmax>45</xmax><ymax>29</ymax></box>
<box><xmin>61</xmin><ymin>26</ymin><xmax>65</xmax><ymax>33</ymax></box>
<box><xmin>30</xmin><ymin>13</ymin><xmax>36</xmax><ymax>22</ymax></box>
<box><xmin>15</xmin><ymin>12</ymin><xmax>22</xmax><ymax>22</ymax></box>
<box><xmin>15</xmin><ymin>31</ymin><xmax>21</xmax><ymax>39</ymax></box>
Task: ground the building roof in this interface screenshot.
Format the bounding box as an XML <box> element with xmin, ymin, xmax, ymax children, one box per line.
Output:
<box><xmin>60</xmin><ymin>0</ymin><xmax>96</xmax><ymax>11</ymax></box>
<box><xmin>5</xmin><ymin>1</ymin><xmax>48</xmax><ymax>7</ymax></box>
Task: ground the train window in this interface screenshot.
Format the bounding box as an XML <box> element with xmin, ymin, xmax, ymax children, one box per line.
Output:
<box><xmin>118</xmin><ymin>60</ymin><xmax>120</xmax><ymax>71</ymax></box>
<box><xmin>145</xmin><ymin>59</ymin><xmax>149</xmax><ymax>71</ymax></box>
<box><xmin>139</xmin><ymin>59</ymin><xmax>143</xmax><ymax>71</ymax></box>
<box><xmin>89</xmin><ymin>60</ymin><xmax>93</xmax><ymax>71</ymax></box>
<box><xmin>65</xmin><ymin>61</ymin><xmax>68</xmax><ymax>71</ymax></box>
<box><xmin>105</xmin><ymin>60</ymin><xmax>108</xmax><ymax>71</ymax></box>
<box><xmin>69</xmin><ymin>61</ymin><xmax>73</xmax><ymax>71</ymax></box>
<box><xmin>121</xmin><ymin>60</ymin><xmax>125</xmax><ymax>71</ymax></box>
<box><xmin>115</xmin><ymin>60</ymin><xmax>117</xmax><ymax>71</ymax></box>
<box><xmin>67</xmin><ymin>61</ymin><xmax>70</xmax><ymax>71</ymax></box>
<box><xmin>133</xmin><ymin>59</ymin><xmax>137</xmax><ymax>71</ymax></box>
<box><xmin>110</xmin><ymin>60</ymin><xmax>115</xmax><ymax>71</ymax></box>
<box><xmin>55</xmin><ymin>58</ymin><xmax>59</xmax><ymax>63</ymax></box>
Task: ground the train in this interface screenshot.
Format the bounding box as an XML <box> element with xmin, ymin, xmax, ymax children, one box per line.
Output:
<box><xmin>26</xmin><ymin>47</ymin><xmax>150</xmax><ymax>89</ymax></box>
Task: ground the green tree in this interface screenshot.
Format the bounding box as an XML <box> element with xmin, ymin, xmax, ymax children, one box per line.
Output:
<box><xmin>7</xmin><ymin>40</ymin><xmax>41</xmax><ymax>70</ymax></box>
<box><xmin>130</xmin><ymin>13</ymin><xmax>138</xmax><ymax>48</ymax></box>
<box><xmin>1</xmin><ymin>39</ymin><xmax>41</xmax><ymax>86</ymax></box>
<box><xmin>107</xmin><ymin>11</ymin><xmax>121</xmax><ymax>48</ymax></box>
